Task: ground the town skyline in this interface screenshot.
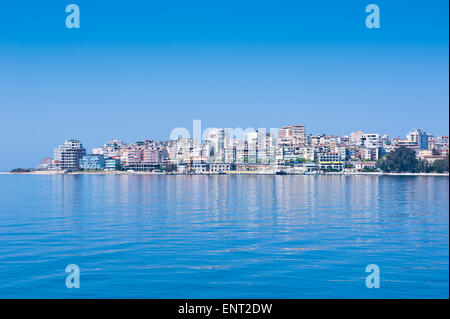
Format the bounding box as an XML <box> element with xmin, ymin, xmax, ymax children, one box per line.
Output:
<box><xmin>2</xmin><ymin>122</ymin><xmax>449</xmax><ymax>172</ymax></box>
<box><xmin>3</xmin><ymin>120</ymin><xmax>448</xmax><ymax>171</ymax></box>
<box><xmin>24</xmin><ymin>125</ymin><xmax>447</xmax><ymax>175</ymax></box>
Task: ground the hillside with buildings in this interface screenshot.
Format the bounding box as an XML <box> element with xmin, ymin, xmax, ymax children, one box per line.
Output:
<box><xmin>30</xmin><ymin>126</ymin><xmax>449</xmax><ymax>174</ymax></box>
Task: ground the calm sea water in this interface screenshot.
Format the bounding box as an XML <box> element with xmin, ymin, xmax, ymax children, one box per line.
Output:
<box><xmin>0</xmin><ymin>174</ymin><xmax>448</xmax><ymax>298</ymax></box>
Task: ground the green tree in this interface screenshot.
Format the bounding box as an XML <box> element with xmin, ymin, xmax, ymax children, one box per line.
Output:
<box><xmin>377</xmin><ymin>147</ymin><xmax>419</xmax><ymax>172</ymax></box>
<box><xmin>416</xmin><ymin>159</ymin><xmax>431</xmax><ymax>173</ymax></box>
<box><xmin>432</xmin><ymin>156</ymin><xmax>449</xmax><ymax>173</ymax></box>
<box><xmin>10</xmin><ymin>168</ymin><xmax>32</xmax><ymax>173</ymax></box>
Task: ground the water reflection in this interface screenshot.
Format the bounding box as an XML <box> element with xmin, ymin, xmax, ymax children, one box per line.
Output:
<box><xmin>0</xmin><ymin>174</ymin><xmax>447</xmax><ymax>298</ymax></box>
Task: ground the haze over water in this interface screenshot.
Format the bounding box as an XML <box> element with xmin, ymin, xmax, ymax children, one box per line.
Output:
<box><xmin>0</xmin><ymin>174</ymin><xmax>448</xmax><ymax>298</ymax></box>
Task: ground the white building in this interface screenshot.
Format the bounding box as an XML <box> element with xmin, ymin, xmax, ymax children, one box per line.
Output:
<box><xmin>361</xmin><ymin>133</ymin><xmax>380</xmax><ymax>148</ymax></box>
<box><xmin>210</xmin><ymin>163</ymin><xmax>231</xmax><ymax>173</ymax></box>
<box><xmin>192</xmin><ymin>162</ymin><xmax>209</xmax><ymax>174</ymax></box>
<box><xmin>318</xmin><ymin>152</ymin><xmax>344</xmax><ymax>171</ymax></box>
<box><xmin>353</xmin><ymin>161</ymin><xmax>377</xmax><ymax>171</ymax></box>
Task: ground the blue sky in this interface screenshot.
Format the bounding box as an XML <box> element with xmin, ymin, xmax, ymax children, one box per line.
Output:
<box><xmin>0</xmin><ymin>0</ymin><xmax>448</xmax><ymax>170</ymax></box>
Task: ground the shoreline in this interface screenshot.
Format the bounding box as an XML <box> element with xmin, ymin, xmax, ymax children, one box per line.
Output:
<box><xmin>2</xmin><ymin>171</ymin><xmax>449</xmax><ymax>177</ymax></box>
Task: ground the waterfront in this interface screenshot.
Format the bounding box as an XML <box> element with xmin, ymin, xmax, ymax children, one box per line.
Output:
<box><xmin>4</xmin><ymin>170</ymin><xmax>450</xmax><ymax>176</ymax></box>
<box><xmin>0</xmin><ymin>174</ymin><xmax>448</xmax><ymax>298</ymax></box>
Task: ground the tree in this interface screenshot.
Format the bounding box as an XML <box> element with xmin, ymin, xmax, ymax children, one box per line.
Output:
<box><xmin>377</xmin><ymin>147</ymin><xmax>419</xmax><ymax>172</ymax></box>
<box><xmin>10</xmin><ymin>168</ymin><xmax>33</xmax><ymax>173</ymax></box>
<box><xmin>417</xmin><ymin>159</ymin><xmax>431</xmax><ymax>173</ymax></box>
<box><xmin>432</xmin><ymin>156</ymin><xmax>449</xmax><ymax>173</ymax></box>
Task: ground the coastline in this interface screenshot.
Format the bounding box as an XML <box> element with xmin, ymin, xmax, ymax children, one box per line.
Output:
<box><xmin>2</xmin><ymin>171</ymin><xmax>449</xmax><ymax>177</ymax></box>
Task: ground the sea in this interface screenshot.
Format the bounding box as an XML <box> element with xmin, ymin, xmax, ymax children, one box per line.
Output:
<box><xmin>0</xmin><ymin>174</ymin><xmax>448</xmax><ymax>298</ymax></box>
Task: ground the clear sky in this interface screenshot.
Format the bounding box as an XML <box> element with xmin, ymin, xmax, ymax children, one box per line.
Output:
<box><xmin>0</xmin><ymin>0</ymin><xmax>448</xmax><ymax>170</ymax></box>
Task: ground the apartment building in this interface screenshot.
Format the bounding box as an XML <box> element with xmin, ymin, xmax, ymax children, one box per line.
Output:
<box><xmin>53</xmin><ymin>139</ymin><xmax>86</xmax><ymax>171</ymax></box>
<box><xmin>80</xmin><ymin>154</ymin><xmax>105</xmax><ymax>171</ymax></box>
<box><xmin>318</xmin><ymin>152</ymin><xmax>344</xmax><ymax>171</ymax></box>
<box><xmin>278</xmin><ymin>125</ymin><xmax>306</xmax><ymax>147</ymax></box>
<box><xmin>104</xmin><ymin>157</ymin><xmax>121</xmax><ymax>171</ymax></box>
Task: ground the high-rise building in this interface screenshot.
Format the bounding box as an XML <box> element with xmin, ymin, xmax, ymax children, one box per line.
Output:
<box><xmin>278</xmin><ymin>125</ymin><xmax>306</xmax><ymax>147</ymax></box>
<box><xmin>361</xmin><ymin>133</ymin><xmax>380</xmax><ymax>148</ymax></box>
<box><xmin>256</xmin><ymin>130</ymin><xmax>276</xmax><ymax>164</ymax></box>
<box><xmin>349</xmin><ymin>130</ymin><xmax>364</xmax><ymax>146</ymax></box>
<box><xmin>205</xmin><ymin>128</ymin><xmax>226</xmax><ymax>162</ymax></box>
<box><xmin>244</xmin><ymin>131</ymin><xmax>257</xmax><ymax>163</ymax></box>
<box><xmin>437</xmin><ymin>136</ymin><xmax>449</xmax><ymax>146</ymax></box>
<box><xmin>54</xmin><ymin>139</ymin><xmax>86</xmax><ymax>171</ymax></box>
<box><xmin>407</xmin><ymin>128</ymin><xmax>429</xmax><ymax>150</ymax></box>
<box><xmin>126</xmin><ymin>148</ymin><xmax>144</xmax><ymax>165</ymax></box>
<box><xmin>143</xmin><ymin>146</ymin><xmax>168</xmax><ymax>165</ymax></box>
<box><xmin>235</xmin><ymin>140</ymin><xmax>248</xmax><ymax>164</ymax></box>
